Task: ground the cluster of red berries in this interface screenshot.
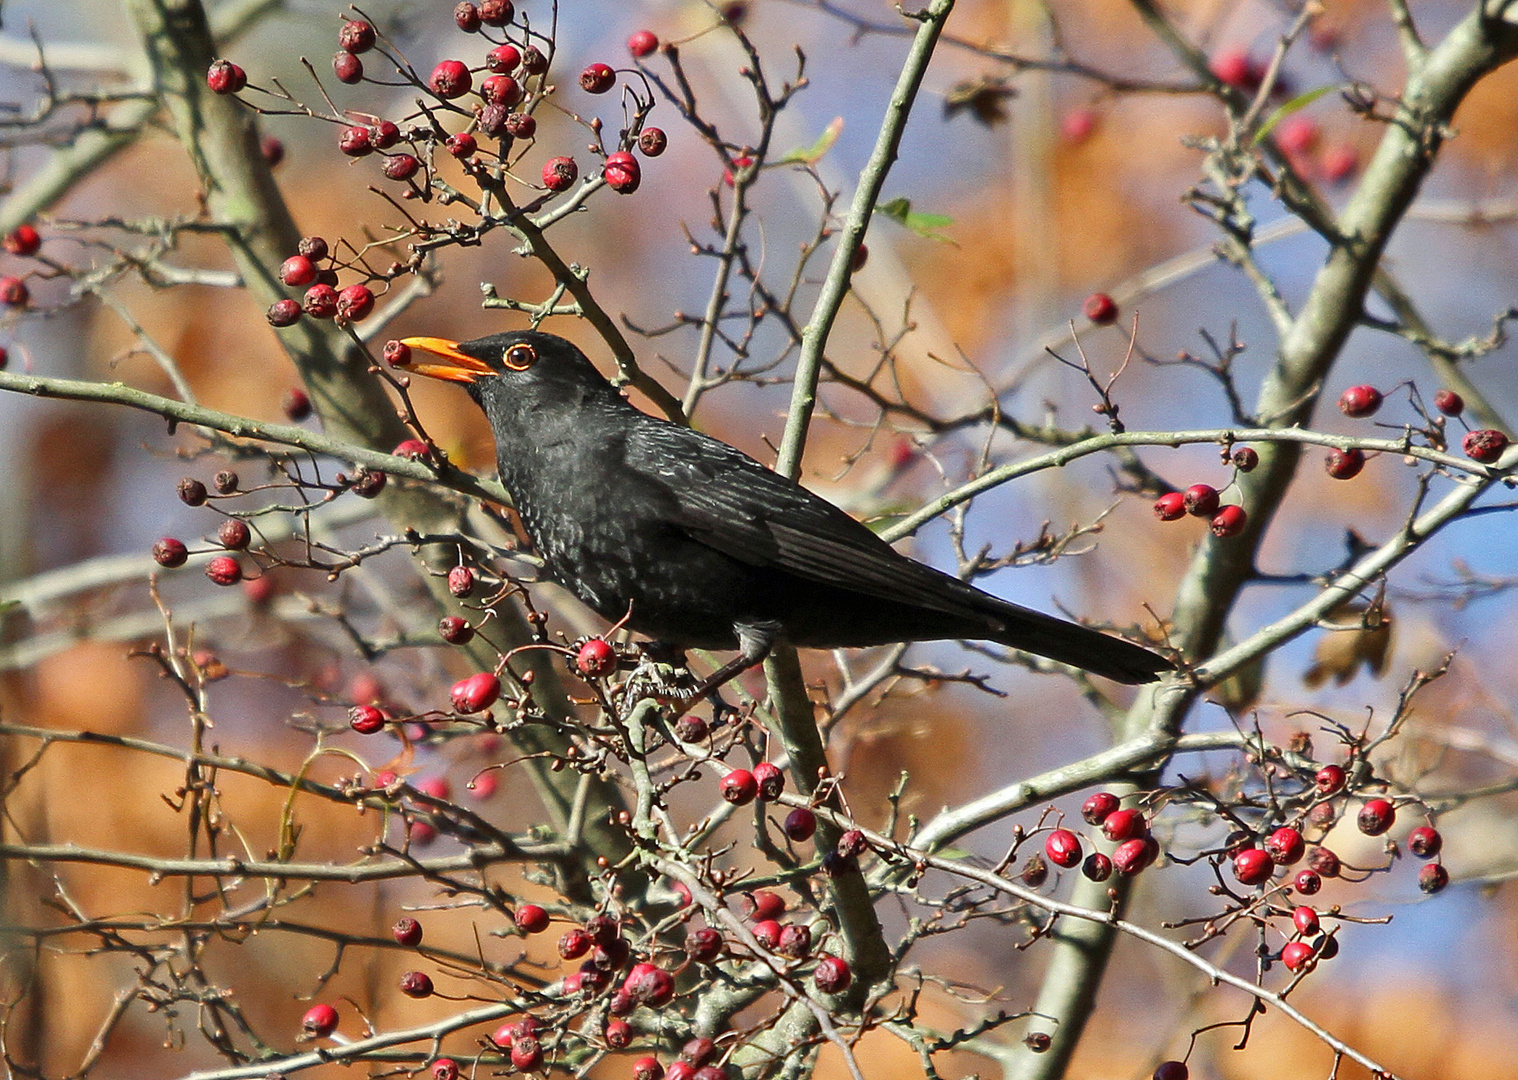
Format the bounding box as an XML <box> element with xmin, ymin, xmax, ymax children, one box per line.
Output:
<box><xmin>1332</xmin><ymin>383</ymin><xmax>1509</xmax><ymax>469</ymax></box>
<box><xmin>152</xmin><ymin>472</ymin><xmax>267</xmax><ymax>589</ymax></box>
<box><xmin>265</xmin><ymin>235</ymin><xmax>376</xmax><ymax>328</ymax></box>
<box><xmin>0</xmin><ymin>222</ymin><xmax>42</xmax><ymax>310</ymax></box>
<box><xmin>1153</xmin><ymin>474</ymin><xmax>1249</xmax><ymax>539</ymax></box>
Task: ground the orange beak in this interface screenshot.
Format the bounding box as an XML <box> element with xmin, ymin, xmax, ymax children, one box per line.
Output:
<box><xmin>396</xmin><ymin>337</ymin><xmax>496</xmax><ymax>383</ymax></box>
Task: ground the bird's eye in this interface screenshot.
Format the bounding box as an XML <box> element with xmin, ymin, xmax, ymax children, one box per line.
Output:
<box><xmin>504</xmin><ymin>343</ymin><xmax>537</xmax><ymax>370</ymax></box>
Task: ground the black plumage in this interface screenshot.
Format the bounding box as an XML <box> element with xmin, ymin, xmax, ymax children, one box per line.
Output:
<box><xmin>400</xmin><ymin>331</ymin><xmax>1171</xmax><ymax>688</ymax></box>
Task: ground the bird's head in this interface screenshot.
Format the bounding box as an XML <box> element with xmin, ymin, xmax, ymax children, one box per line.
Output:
<box><xmin>396</xmin><ymin>331</ymin><xmax>619</xmax><ymax>412</ymax></box>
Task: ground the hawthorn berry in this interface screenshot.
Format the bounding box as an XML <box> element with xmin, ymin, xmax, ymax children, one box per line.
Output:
<box><xmin>447</xmin><ymin>565</ymin><xmax>475</xmax><ymax>597</ymax></box>
<box><xmin>633</xmin><ymin>1057</ymin><xmax>665</xmax><ymax>1080</ymax></box>
<box><xmin>778</xmin><ymin>923</ymin><xmax>812</xmax><ymax>958</ymax></box>
<box><xmin>1338</xmin><ymin>384</ymin><xmax>1383</xmax><ymax>418</ymax></box>
<box><xmin>1081</xmin><ymin>791</ymin><xmax>1119</xmax><ymax>825</ymax></box>
<box><xmin>1045</xmin><ymin>828</ymin><xmax>1082</xmax><ymax>868</ymax></box>
<box><xmin>178</xmin><ymin>477</ymin><xmax>208</xmax><ymax>506</ymax></box>
<box><xmin>1281</xmin><ymin>940</ymin><xmax>1315</xmax><ymax>972</ymax></box>
<box><xmin>604</xmin><ymin>151</ymin><xmax>642</xmax><ymax>193</ymax></box>
<box><xmin>205</xmin><ymin>555</ymin><xmax>242</xmax><ymax>586</ymax></box>
<box><xmin>1112</xmin><ymin>836</ymin><xmax>1157</xmax><ymax>875</ymax></box>
<box><xmin>1232</xmin><ymin>446</ymin><xmax>1259</xmax><ymax>471</ymax></box>
<box><xmin>430</xmin><ymin>60</ymin><xmax>472</xmax><ymax>99</ymax></box>
<box><xmin>338</xmin><ymin>125</ymin><xmax>373</xmax><ymax>157</ymax></box>
<box><xmin>1182</xmin><ymin>483</ymin><xmax>1220</xmax><ymax>517</ymax></box>
<box><xmin>521</xmin><ymin>45</ymin><xmax>548</xmax><ymax>74</ymax></box>
<box><xmin>505</xmin><ymin>113</ymin><xmax>536</xmax><ymax>138</ymax></box>
<box><xmin>1265</xmin><ymin>826</ymin><xmax>1306</xmax><ymax>865</ymax></box>
<box><xmin>393</xmin><ymin>917</ymin><xmax>424</xmax><ymax>947</ymax></box>
<box><xmin>280</xmin><ymin>255</ymin><xmax>317</xmax><ymax>287</ymax></box>
<box><xmin>1314</xmin><ymin>764</ymin><xmax>1346</xmax><ymax>794</ymax></box>
<box><xmin>673</xmin><ymin>713</ymin><xmax>708</xmax><ymax>743</ymax></box>
<box><xmin>302</xmin><ymin>1002</ymin><xmax>339</xmax><ymax>1037</ymax></box>
<box><xmin>479</xmin><ymin>0</ymin><xmax>513</xmax><ymax>25</ymax></box>
<box><xmin>333</xmin><ymin>51</ymin><xmax>363</xmax><ymax>83</ymax></box>
<box><xmin>476</xmin><ymin>103</ymin><xmax>510</xmax><ymax>138</ymax></box>
<box><xmin>1210</xmin><ymin>48</ymin><xmax>1253</xmax><ymax>88</ymax></box>
<box><xmin>1060</xmin><ymin>107</ymin><xmax>1098</xmax><ymax>143</ymax></box>
<box><xmin>1275</xmin><ymin>115</ymin><xmax>1319</xmax><ymax>155</ymax></box>
<box><xmin>1357</xmin><ymin>798</ymin><xmax>1395</xmax><ymax>836</ymax></box>
<box><xmin>720</xmin><ymin>768</ymin><xmax>758</xmax><ymax>805</ymax></box>
<box><xmin>487</xmin><ymin>44</ymin><xmax>521</xmax><ymax>72</ymax></box>
<box><xmin>336</xmin><ymin>284</ymin><xmax>374</xmax><ymax>321</ymax></box>
<box><xmin>638</xmin><ymin>129</ymin><xmax>668</xmax><ymax>159</ymax></box>
<box><xmin>1233</xmin><ymin>847</ymin><xmax>1274</xmax><ymax>886</ymax></box>
<box><xmin>752</xmin><ymin>761</ymin><xmax>785</xmax><ymax>801</ymax></box>
<box><xmin>1021</xmin><ymin>852</ymin><xmax>1050</xmax><ymax>887</ymax></box>
<box><xmin>1082</xmin><ymin>852</ymin><xmax>1113</xmax><ymax>881</ymax></box>
<box><xmin>303</xmin><ymin>284</ymin><xmax>339</xmax><ymax>318</ymax></box>
<box><xmin>1210</xmin><ymin>504</ymin><xmax>1248</xmax><ymax>538</ymax></box>
<box><xmin>576</xmin><ymin>638</ymin><xmax>616</xmax><ymax>677</ymax></box>
<box><xmin>686</xmin><ymin>927</ymin><xmax>723</xmax><ymax>962</ymax></box>
<box><xmin>1101</xmin><ymin>808</ymin><xmax>1145</xmax><ymax>842</ymax></box>
<box><xmin>1433</xmin><ymin>389</ymin><xmax>1464</xmax><ymax>416</ymax></box>
<box><xmin>1418</xmin><ymin>863</ymin><xmax>1449</xmax><ymax>894</ymax></box>
<box><xmin>0</xmin><ymin>276</ymin><xmax>29</xmax><ymax>306</ymax></box>
<box><xmin>267</xmin><ymin>298</ymin><xmax>302</xmax><ymax>326</ymax></box>
<box><xmin>350</xmin><ymin>468</ymin><xmax>386</xmax><ymax>497</ymax></box>
<box><xmin>384</xmin><ymin>340</ymin><xmax>412</xmax><ymax>367</ymax></box>
<box><xmin>511</xmin><ymin>1036</ymin><xmax>543</xmax><ymax>1072</ymax></box>
<box><xmin>750</xmin><ymin>919</ymin><xmax>782</xmax><ymax>950</ymax></box>
<box><xmin>1293</xmin><ymin>869</ymin><xmax>1322</xmax><ymax>895</ymax></box>
<box><xmin>1324</xmin><ymin>447</ymin><xmax>1365</xmax><ymax>479</ymax></box>
<box><xmin>542</xmin><ymin>155</ymin><xmax>578</xmax><ymax>191</ymax></box>
<box><xmin>1306</xmin><ymin>846</ymin><xmax>1341</xmax><ymax>878</ymax></box>
<box><xmin>605</xmin><ymin>1018</ymin><xmax>632</xmax><ymax>1048</ymax></box>
<box><xmin>745</xmin><ymin>890</ymin><xmax>785</xmax><ymax>921</ymax></box>
<box><xmin>432</xmin><ymin>1060</ymin><xmax>459</xmax><ymax>1080</ymax></box>
<box><xmin>1292</xmin><ymin>906</ymin><xmax>1320</xmax><ymax>935</ymax></box>
<box><xmin>580</xmin><ymin>62</ymin><xmax>615</xmax><ymax>93</ymax></box>
<box><xmin>783</xmin><ymin>807</ymin><xmax>816</xmax><ymax>841</ymax></box>
<box><xmin>813</xmin><ymin>954</ymin><xmax>852</xmax><ymax>993</ymax></box>
<box><xmin>1463</xmin><ymin>428</ymin><xmax>1509</xmax><ymax>463</ymax></box>
<box><xmin>451</xmin><ymin>671</ymin><xmax>500</xmax><ymax>713</ymax></box>
<box><xmin>206</xmin><ymin>59</ymin><xmax>246</xmax><ymax>94</ymax></box>
<box><xmin>1408</xmin><ymin>825</ymin><xmax>1442</xmax><ymax>859</ymax></box>
<box><xmin>4</xmin><ymin>224</ymin><xmax>41</xmax><ymax>256</ymax></box>
<box><xmin>559</xmin><ymin>928</ymin><xmax>592</xmax><ymax>959</ymax></box>
<box><xmin>338</xmin><ymin>18</ymin><xmax>376</xmax><ymax>53</ymax></box>
<box><xmin>371</xmin><ymin>120</ymin><xmax>401</xmax><ymax>150</ymax></box>
<box><xmin>348</xmin><ymin>704</ymin><xmax>386</xmax><ymax>734</ymax></box>
<box><xmin>624</xmin><ymin>963</ymin><xmax>674</xmax><ymax>1005</ymax></box>
<box><xmin>693</xmin><ymin>1068</ymin><xmax>730</xmax><ymax>1080</ymax></box>
<box><xmin>153</xmin><ymin>537</ymin><xmax>189</xmax><ymax>568</ymax></box>
<box><xmin>446</xmin><ymin>132</ymin><xmax>477</xmax><ymax>158</ymax></box>
<box><xmin>298</xmin><ymin>235</ymin><xmax>328</xmax><ymax>261</ymax></box>
<box><xmin>454</xmin><ymin>2</ymin><xmax>481</xmax><ymax>32</ymax></box>
<box><xmin>481</xmin><ymin>74</ymin><xmax>523</xmax><ymax>106</ymax></box>
<box><xmin>1083</xmin><ymin>291</ymin><xmax>1118</xmax><ymax>325</ymax></box>
<box><xmin>628</xmin><ymin>30</ymin><xmax>659</xmax><ymax>57</ymax></box>
<box><xmin>1153</xmin><ymin>1062</ymin><xmax>1188</xmax><ymax>1080</ymax></box>
<box><xmin>399</xmin><ymin>970</ymin><xmax>433</xmax><ymax>997</ymax></box>
<box><xmin>393</xmin><ymin>438</ymin><xmax>429</xmax><ymax>460</ymax></box>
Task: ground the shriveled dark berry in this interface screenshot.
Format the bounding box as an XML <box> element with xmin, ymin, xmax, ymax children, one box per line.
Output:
<box><xmin>505</xmin><ymin>113</ymin><xmax>536</xmax><ymax>138</ymax></box>
<box><xmin>783</xmin><ymin>807</ymin><xmax>816</xmax><ymax>842</ymax></box>
<box><xmin>338</xmin><ymin>18</ymin><xmax>377</xmax><ymax>54</ymax></box>
<box><xmin>217</xmin><ymin>518</ymin><xmax>251</xmax><ymax>550</ymax></box>
<box><xmin>266</xmin><ymin>298</ymin><xmax>301</xmax><ymax>326</ymax></box>
<box><xmin>384</xmin><ymin>154</ymin><xmax>420</xmax><ymax>180</ymax></box>
<box><xmin>303</xmin><ymin>284</ymin><xmax>339</xmax><ymax>318</ymax></box>
<box><xmin>178</xmin><ymin>477</ymin><xmax>208</xmax><ymax>506</ymax></box>
<box><xmin>349</xmin><ymin>468</ymin><xmax>386</xmax><ymax>497</ymax></box>
<box><xmin>454</xmin><ymin>2</ymin><xmax>481</xmax><ymax>32</ymax></box>
<box><xmin>812</xmin><ymin>954</ymin><xmax>851</xmax><ymax>993</ymax></box>
<box><xmin>1232</xmin><ymin>446</ymin><xmax>1258</xmax><ymax>471</ymax></box>
<box><xmin>399</xmin><ymin>970</ymin><xmax>433</xmax><ymax>997</ymax></box>
<box><xmin>153</xmin><ymin>537</ymin><xmax>189</xmax><ymax>568</ymax></box>
<box><xmin>479</xmin><ymin>0</ymin><xmax>513</xmax><ymax>26</ymax></box>
<box><xmin>298</xmin><ymin>236</ymin><xmax>329</xmax><ymax>261</ymax></box>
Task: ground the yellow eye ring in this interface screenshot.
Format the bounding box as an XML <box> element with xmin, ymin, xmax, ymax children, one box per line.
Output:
<box><xmin>505</xmin><ymin>343</ymin><xmax>537</xmax><ymax>371</ymax></box>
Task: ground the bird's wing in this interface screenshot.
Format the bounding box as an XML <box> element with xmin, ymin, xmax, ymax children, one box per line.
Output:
<box><xmin>624</xmin><ymin>421</ymin><xmax>987</xmax><ymax>618</ymax></box>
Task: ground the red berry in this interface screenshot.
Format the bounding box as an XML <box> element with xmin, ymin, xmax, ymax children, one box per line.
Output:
<box><xmin>1321</xmin><ymin>144</ymin><xmax>1359</xmax><ymax>183</ymax></box>
<box><xmin>1083</xmin><ymin>291</ymin><xmax>1118</xmax><ymax>325</ymax></box>
<box><xmin>338</xmin><ymin>18</ymin><xmax>376</xmax><ymax>53</ymax></box>
<box><xmin>433</xmin><ymin>1060</ymin><xmax>459</xmax><ymax>1080</ymax></box>
<box><xmin>1232</xmin><ymin>446</ymin><xmax>1259</xmax><ymax>471</ymax></box>
<box><xmin>1044</xmin><ymin>828</ymin><xmax>1082</xmax><ymax>868</ymax></box>
<box><xmin>1276</xmin><ymin>115</ymin><xmax>1319</xmax><ymax>155</ymax></box>
<box><xmin>1210</xmin><ymin>504</ymin><xmax>1247</xmax><ymax>538</ymax></box>
<box><xmin>686</xmin><ymin>926</ymin><xmax>723</xmax><ymax>962</ymax></box>
<box><xmin>623</xmin><ymin>963</ymin><xmax>674</xmax><ymax>1005</ymax></box>
<box><xmin>783</xmin><ymin>807</ymin><xmax>816</xmax><ymax>841</ymax></box>
<box><xmin>673</xmin><ymin>714</ymin><xmax>708</xmax><ymax>743</ymax></box>
<box><xmin>1210</xmin><ymin>48</ymin><xmax>1253</xmax><ymax>89</ymax></box>
<box><xmin>639</xmin><ymin>127</ymin><xmax>668</xmax><ymax>157</ymax></box>
<box><xmin>280</xmin><ymin>255</ymin><xmax>316</xmax><ymax>287</ymax></box>
<box><xmin>813</xmin><ymin>954</ymin><xmax>851</xmax><ymax>993</ymax></box>
<box><xmin>399</xmin><ymin>970</ymin><xmax>433</xmax><ymax>997</ymax></box>
<box><xmin>153</xmin><ymin>537</ymin><xmax>189</xmax><ymax>568</ymax></box>
<box><xmin>1463</xmin><ymin>428</ymin><xmax>1509</xmax><ymax>463</ymax></box>
<box><xmin>1112</xmin><ymin>836</ymin><xmax>1157</xmax><ymax>875</ymax></box>
<box><xmin>604</xmin><ymin>153</ymin><xmax>642</xmax><ymax>193</ymax></box>
<box><xmin>1293</xmin><ymin>869</ymin><xmax>1322</xmax><ymax>895</ymax></box>
<box><xmin>303</xmin><ymin>284</ymin><xmax>338</xmax><ymax>319</ymax></box>
<box><xmin>1281</xmin><ymin>940</ymin><xmax>1315</xmax><ymax>972</ymax></box>
<box><xmin>693</xmin><ymin>1068</ymin><xmax>728</xmax><ymax>1080</ymax></box>
<box><xmin>479</xmin><ymin>0</ymin><xmax>513</xmax><ymax>26</ymax></box>
<box><xmin>542</xmin><ymin>155</ymin><xmax>578</xmax><ymax>191</ymax></box>
<box><xmin>1307</xmin><ymin>847</ymin><xmax>1340</xmax><ymax>878</ymax></box>
<box><xmin>505</xmin><ymin>113</ymin><xmax>536</xmax><ymax>138</ymax></box>
<box><xmin>576</xmin><ymin>638</ymin><xmax>616</xmax><ymax>677</ymax></box>
<box><xmin>558</xmin><ymin>928</ymin><xmax>592</xmax><ymax>959</ymax></box>
<box><xmin>393</xmin><ymin>916</ymin><xmax>424</xmax><ymax>946</ymax></box>
<box><xmin>481</xmin><ymin>74</ymin><xmax>522</xmax><ymax>106</ymax></box>
<box><xmin>1082</xmin><ymin>852</ymin><xmax>1113</xmax><ymax>881</ymax></box>
<box><xmin>338</xmin><ymin>125</ymin><xmax>373</xmax><ymax>157</ymax></box>
<box><xmin>580</xmin><ymin>62</ymin><xmax>616</xmax><ymax>93</ymax></box>
<box><xmin>1060</xmin><ymin>107</ymin><xmax>1098</xmax><ymax>144</ymax></box>
<box><xmin>723</xmin><ymin>155</ymin><xmax>754</xmax><ymax>186</ymax></box>
<box><xmin>1433</xmin><ymin>389</ymin><xmax>1464</xmax><ymax>416</ymax></box>
<box><xmin>633</xmin><ymin>1057</ymin><xmax>665</xmax><ymax>1080</ymax></box>
<box><xmin>4</xmin><ymin>224</ymin><xmax>40</xmax><ymax>256</ymax></box>
<box><xmin>476</xmin><ymin>103</ymin><xmax>509</xmax><ymax>138</ymax></box>
<box><xmin>1408</xmin><ymin>825</ymin><xmax>1442</xmax><ymax>859</ymax></box>
<box><xmin>1081</xmin><ymin>792</ymin><xmax>1120</xmax><ymax>825</ymax></box>
<box><xmin>450</xmin><ymin>671</ymin><xmax>500</xmax><ymax>713</ymax></box>
<box><xmin>605</xmin><ymin>1018</ymin><xmax>632</xmax><ymax>1048</ymax></box>
<box><xmin>206</xmin><ymin>59</ymin><xmax>246</xmax><ymax>94</ymax></box>
<box><xmin>446</xmin><ymin>565</ymin><xmax>475</xmax><ymax>597</ymax></box>
<box><xmin>510</xmin><ymin>1036</ymin><xmax>542</xmax><ymax>1072</ymax></box>
<box><xmin>384</xmin><ymin>340</ymin><xmax>412</xmax><ymax>367</ymax></box>
<box><xmin>1153</xmin><ymin>1062</ymin><xmax>1189</xmax><ymax>1080</ymax></box>
<box><xmin>720</xmin><ymin>768</ymin><xmax>758</xmax><ymax>805</ymax></box>
<box><xmin>0</xmin><ymin>276</ymin><xmax>29</xmax><ymax>306</ymax></box>
<box><xmin>1357</xmin><ymin>798</ymin><xmax>1395</xmax><ymax>836</ymax></box>
<box><xmin>1265</xmin><ymin>826</ymin><xmax>1305</xmax><ymax>865</ymax></box>
<box><xmin>1338</xmin><ymin>384</ymin><xmax>1383</xmax><ymax>418</ymax></box>
<box><xmin>752</xmin><ymin>918</ymin><xmax>782</xmax><ymax>950</ymax></box>
<box><xmin>487</xmin><ymin>44</ymin><xmax>521</xmax><ymax>72</ymax></box>
<box><xmin>1101</xmin><ymin>808</ymin><xmax>1145</xmax><ymax>842</ymax></box>
<box><xmin>1324</xmin><ymin>447</ymin><xmax>1365</xmax><ymax>479</ymax></box>
<box><xmin>1418</xmin><ymin>863</ymin><xmax>1449</xmax><ymax>894</ymax></box>
<box><xmin>302</xmin><ymin>1002</ymin><xmax>339</xmax><ymax>1037</ymax></box>
<box><xmin>1182</xmin><ymin>483</ymin><xmax>1220</xmax><ymax>517</ymax></box>
<box><xmin>371</xmin><ymin>121</ymin><xmax>401</xmax><ymax>150</ymax></box>
<box><xmin>745</xmin><ymin>890</ymin><xmax>785</xmax><ymax>921</ymax></box>
<box><xmin>680</xmin><ymin>1038</ymin><xmax>716</xmax><ymax>1067</ymax></box>
<box><xmin>446</xmin><ymin>132</ymin><xmax>477</xmax><ymax>158</ymax></box>
<box><xmin>1292</xmin><ymin>906</ymin><xmax>1320</xmax><ymax>935</ymax></box>
<box><xmin>1315</xmin><ymin>764</ymin><xmax>1346</xmax><ymax>794</ymax></box>
<box><xmin>454</xmin><ymin>2</ymin><xmax>481</xmax><ymax>32</ymax></box>
<box><xmin>393</xmin><ymin>438</ymin><xmax>429</xmax><ymax>460</ymax></box>
<box><xmin>778</xmin><ymin>923</ymin><xmax>812</xmax><ymax>958</ymax></box>
<box><xmin>430</xmin><ymin>60</ymin><xmax>472</xmax><ymax>99</ymax></box>
<box><xmin>349</xmin><ymin>704</ymin><xmax>386</xmax><ymax>734</ymax></box>
<box><xmin>299</xmin><ymin>236</ymin><xmax>328</xmax><ymax>260</ymax></box>
<box><xmin>205</xmin><ymin>555</ymin><xmax>242</xmax><ymax>586</ymax></box>
<box><xmin>628</xmin><ymin>30</ymin><xmax>659</xmax><ymax>57</ymax></box>
<box><xmin>1233</xmin><ymin>847</ymin><xmax>1274</xmax><ymax>885</ymax></box>
<box><xmin>333</xmin><ymin>51</ymin><xmax>363</xmax><ymax>83</ymax></box>
<box><xmin>752</xmin><ymin>761</ymin><xmax>785</xmax><ymax>801</ymax></box>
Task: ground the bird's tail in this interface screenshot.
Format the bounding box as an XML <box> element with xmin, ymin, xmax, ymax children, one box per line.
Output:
<box><xmin>989</xmin><ymin>602</ymin><xmax>1172</xmax><ymax>684</ymax></box>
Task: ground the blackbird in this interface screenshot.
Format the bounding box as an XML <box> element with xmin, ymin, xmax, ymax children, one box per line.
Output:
<box><xmin>399</xmin><ymin>331</ymin><xmax>1171</xmax><ymax>690</ymax></box>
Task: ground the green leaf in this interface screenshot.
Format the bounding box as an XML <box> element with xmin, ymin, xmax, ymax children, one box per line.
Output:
<box><xmin>781</xmin><ymin>117</ymin><xmax>843</xmax><ymax>165</ymax></box>
<box><xmin>1254</xmin><ymin>83</ymin><xmax>1339</xmax><ymax>143</ymax></box>
<box><xmin>875</xmin><ymin>197</ymin><xmax>955</xmax><ymax>243</ymax></box>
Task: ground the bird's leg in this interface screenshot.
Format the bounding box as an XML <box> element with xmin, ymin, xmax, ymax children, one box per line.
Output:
<box><xmin>664</xmin><ymin>624</ymin><xmax>775</xmax><ymax>722</ymax></box>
